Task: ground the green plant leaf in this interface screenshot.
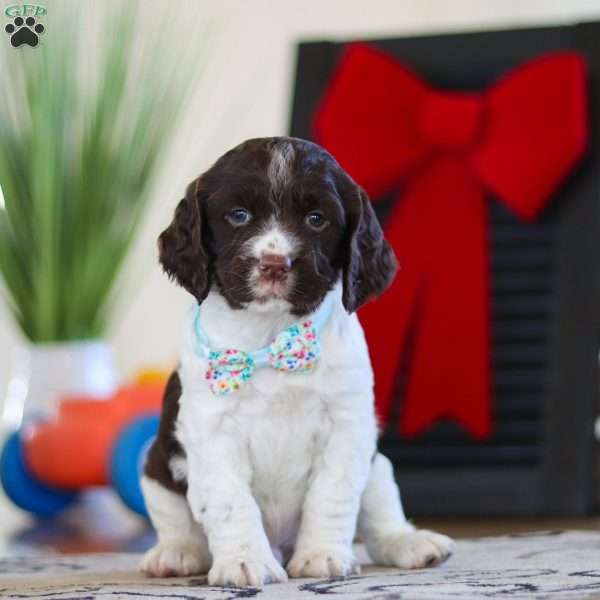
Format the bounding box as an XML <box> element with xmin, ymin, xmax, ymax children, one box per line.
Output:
<box><xmin>0</xmin><ymin>3</ymin><xmax>199</xmax><ymax>341</ymax></box>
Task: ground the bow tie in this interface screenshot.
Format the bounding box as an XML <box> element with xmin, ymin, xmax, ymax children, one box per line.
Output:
<box><xmin>314</xmin><ymin>45</ymin><xmax>588</xmax><ymax>438</ymax></box>
<box><xmin>192</xmin><ymin>295</ymin><xmax>334</xmax><ymax>396</ymax></box>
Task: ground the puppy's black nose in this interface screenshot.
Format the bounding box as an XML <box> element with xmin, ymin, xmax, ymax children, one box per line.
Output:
<box><xmin>259</xmin><ymin>253</ymin><xmax>292</xmax><ymax>282</ymax></box>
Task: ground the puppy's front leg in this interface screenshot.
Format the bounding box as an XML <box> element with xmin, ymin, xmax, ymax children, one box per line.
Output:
<box><xmin>186</xmin><ymin>439</ymin><xmax>287</xmax><ymax>587</ymax></box>
<box><xmin>287</xmin><ymin>413</ymin><xmax>373</xmax><ymax>578</ymax></box>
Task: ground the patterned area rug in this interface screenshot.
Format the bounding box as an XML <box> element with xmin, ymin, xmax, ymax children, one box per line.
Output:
<box><xmin>1</xmin><ymin>531</ymin><xmax>600</xmax><ymax>599</ymax></box>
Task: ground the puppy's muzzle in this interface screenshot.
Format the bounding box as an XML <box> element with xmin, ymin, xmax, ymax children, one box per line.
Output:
<box><xmin>258</xmin><ymin>253</ymin><xmax>292</xmax><ymax>282</ymax></box>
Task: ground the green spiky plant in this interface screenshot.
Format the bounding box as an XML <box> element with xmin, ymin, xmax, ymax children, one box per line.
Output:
<box><xmin>0</xmin><ymin>4</ymin><xmax>193</xmax><ymax>341</ymax></box>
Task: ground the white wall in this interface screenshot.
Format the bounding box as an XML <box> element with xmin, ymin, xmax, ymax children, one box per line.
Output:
<box><xmin>2</xmin><ymin>0</ymin><xmax>600</xmax><ymax>392</ymax></box>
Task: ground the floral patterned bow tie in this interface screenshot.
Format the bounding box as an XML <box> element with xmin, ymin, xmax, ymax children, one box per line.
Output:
<box><xmin>192</xmin><ymin>295</ymin><xmax>334</xmax><ymax>396</ymax></box>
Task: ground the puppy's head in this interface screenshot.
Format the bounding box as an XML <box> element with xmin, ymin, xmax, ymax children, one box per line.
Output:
<box><xmin>158</xmin><ymin>137</ymin><xmax>396</xmax><ymax>315</ymax></box>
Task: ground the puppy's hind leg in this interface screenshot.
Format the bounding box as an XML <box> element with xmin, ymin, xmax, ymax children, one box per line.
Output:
<box><xmin>140</xmin><ymin>476</ymin><xmax>211</xmax><ymax>577</ymax></box>
<box><xmin>357</xmin><ymin>453</ymin><xmax>454</xmax><ymax>569</ymax></box>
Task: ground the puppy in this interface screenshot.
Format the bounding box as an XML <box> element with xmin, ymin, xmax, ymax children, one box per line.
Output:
<box><xmin>140</xmin><ymin>137</ymin><xmax>453</xmax><ymax>587</ymax></box>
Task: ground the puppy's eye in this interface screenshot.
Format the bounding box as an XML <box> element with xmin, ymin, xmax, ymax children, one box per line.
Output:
<box><xmin>226</xmin><ymin>208</ymin><xmax>252</xmax><ymax>226</ymax></box>
<box><xmin>305</xmin><ymin>211</ymin><xmax>328</xmax><ymax>231</ymax></box>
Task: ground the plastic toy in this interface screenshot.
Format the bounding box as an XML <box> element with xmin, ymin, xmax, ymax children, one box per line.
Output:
<box><xmin>0</xmin><ymin>371</ymin><xmax>167</xmax><ymax>518</ymax></box>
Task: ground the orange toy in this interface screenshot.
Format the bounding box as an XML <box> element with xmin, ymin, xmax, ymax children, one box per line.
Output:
<box><xmin>0</xmin><ymin>372</ymin><xmax>167</xmax><ymax>517</ymax></box>
<box><xmin>25</xmin><ymin>383</ymin><xmax>164</xmax><ymax>488</ymax></box>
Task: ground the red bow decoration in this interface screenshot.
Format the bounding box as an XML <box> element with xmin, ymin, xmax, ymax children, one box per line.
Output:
<box><xmin>314</xmin><ymin>45</ymin><xmax>588</xmax><ymax>439</ymax></box>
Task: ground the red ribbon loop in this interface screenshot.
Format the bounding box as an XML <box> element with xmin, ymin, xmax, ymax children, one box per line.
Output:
<box><xmin>314</xmin><ymin>44</ymin><xmax>588</xmax><ymax>439</ymax></box>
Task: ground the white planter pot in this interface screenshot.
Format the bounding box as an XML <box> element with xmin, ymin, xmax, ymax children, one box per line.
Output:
<box><xmin>2</xmin><ymin>340</ymin><xmax>118</xmax><ymax>429</ymax></box>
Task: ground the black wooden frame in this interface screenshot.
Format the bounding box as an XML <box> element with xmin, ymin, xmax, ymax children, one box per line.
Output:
<box><xmin>290</xmin><ymin>22</ymin><xmax>600</xmax><ymax>516</ymax></box>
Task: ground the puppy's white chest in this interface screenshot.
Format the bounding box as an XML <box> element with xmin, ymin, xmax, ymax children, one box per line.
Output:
<box><xmin>247</xmin><ymin>386</ymin><xmax>330</xmax><ymax>483</ymax></box>
<box><xmin>245</xmin><ymin>387</ymin><xmax>331</xmax><ymax>548</ymax></box>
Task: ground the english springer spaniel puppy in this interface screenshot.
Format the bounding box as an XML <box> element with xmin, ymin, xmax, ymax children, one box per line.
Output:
<box><xmin>141</xmin><ymin>137</ymin><xmax>453</xmax><ymax>587</ymax></box>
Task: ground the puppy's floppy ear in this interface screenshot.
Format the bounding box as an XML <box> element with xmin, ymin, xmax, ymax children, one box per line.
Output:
<box><xmin>340</xmin><ymin>177</ymin><xmax>397</xmax><ymax>313</ymax></box>
<box><xmin>158</xmin><ymin>177</ymin><xmax>210</xmax><ymax>303</ymax></box>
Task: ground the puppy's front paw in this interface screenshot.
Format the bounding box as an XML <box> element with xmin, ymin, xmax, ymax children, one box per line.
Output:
<box><xmin>208</xmin><ymin>550</ymin><xmax>288</xmax><ymax>587</ymax></box>
<box><xmin>141</xmin><ymin>541</ymin><xmax>210</xmax><ymax>577</ymax></box>
<box><xmin>287</xmin><ymin>546</ymin><xmax>360</xmax><ymax>578</ymax></box>
<box><xmin>370</xmin><ymin>529</ymin><xmax>454</xmax><ymax>569</ymax></box>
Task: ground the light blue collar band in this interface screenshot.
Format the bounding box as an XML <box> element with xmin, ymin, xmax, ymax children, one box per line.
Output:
<box><xmin>192</xmin><ymin>294</ymin><xmax>334</xmax><ymax>395</ymax></box>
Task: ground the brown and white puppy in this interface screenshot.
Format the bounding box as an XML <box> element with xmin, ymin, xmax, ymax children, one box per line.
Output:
<box><xmin>141</xmin><ymin>137</ymin><xmax>453</xmax><ymax>587</ymax></box>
